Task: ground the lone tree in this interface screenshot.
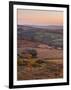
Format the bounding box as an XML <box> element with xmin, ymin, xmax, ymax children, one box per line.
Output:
<box><xmin>24</xmin><ymin>48</ymin><xmax>37</xmax><ymax>58</ymax></box>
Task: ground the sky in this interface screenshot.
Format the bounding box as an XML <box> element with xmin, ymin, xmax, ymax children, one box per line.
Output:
<box><xmin>17</xmin><ymin>9</ymin><xmax>63</xmax><ymax>26</ymax></box>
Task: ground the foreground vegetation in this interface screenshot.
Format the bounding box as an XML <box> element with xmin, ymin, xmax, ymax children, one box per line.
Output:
<box><xmin>17</xmin><ymin>50</ymin><xmax>63</xmax><ymax>80</ymax></box>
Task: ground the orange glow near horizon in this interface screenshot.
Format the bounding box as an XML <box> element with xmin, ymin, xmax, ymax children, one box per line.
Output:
<box><xmin>17</xmin><ymin>9</ymin><xmax>63</xmax><ymax>25</ymax></box>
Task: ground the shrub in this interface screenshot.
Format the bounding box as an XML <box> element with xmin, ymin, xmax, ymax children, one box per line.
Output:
<box><xmin>32</xmin><ymin>62</ymin><xmax>41</xmax><ymax>67</ymax></box>
<box><xmin>36</xmin><ymin>59</ymin><xmax>45</xmax><ymax>64</ymax></box>
<box><xmin>23</xmin><ymin>48</ymin><xmax>37</xmax><ymax>58</ymax></box>
<box><xmin>17</xmin><ymin>58</ymin><xmax>24</xmax><ymax>65</ymax></box>
<box><xmin>17</xmin><ymin>58</ymin><xmax>28</xmax><ymax>66</ymax></box>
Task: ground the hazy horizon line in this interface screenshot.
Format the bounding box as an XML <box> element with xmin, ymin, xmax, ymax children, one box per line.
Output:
<box><xmin>17</xmin><ymin>24</ymin><xmax>63</xmax><ymax>26</ymax></box>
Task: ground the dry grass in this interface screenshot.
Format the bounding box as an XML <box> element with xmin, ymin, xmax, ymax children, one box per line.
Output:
<box><xmin>17</xmin><ymin>58</ymin><xmax>63</xmax><ymax>80</ymax></box>
<box><xmin>17</xmin><ymin>40</ymin><xmax>63</xmax><ymax>80</ymax></box>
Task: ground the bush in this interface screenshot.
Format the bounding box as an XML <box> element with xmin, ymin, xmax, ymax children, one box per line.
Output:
<box><xmin>17</xmin><ymin>59</ymin><xmax>24</xmax><ymax>65</ymax></box>
<box><xmin>36</xmin><ymin>59</ymin><xmax>44</xmax><ymax>64</ymax></box>
<box><xmin>32</xmin><ymin>62</ymin><xmax>41</xmax><ymax>67</ymax></box>
<box><xmin>17</xmin><ymin>58</ymin><xmax>28</xmax><ymax>66</ymax></box>
<box><xmin>23</xmin><ymin>48</ymin><xmax>37</xmax><ymax>58</ymax></box>
<box><xmin>30</xmin><ymin>49</ymin><xmax>37</xmax><ymax>58</ymax></box>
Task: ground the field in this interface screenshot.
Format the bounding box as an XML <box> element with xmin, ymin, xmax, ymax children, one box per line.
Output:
<box><xmin>17</xmin><ymin>25</ymin><xmax>63</xmax><ymax>80</ymax></box>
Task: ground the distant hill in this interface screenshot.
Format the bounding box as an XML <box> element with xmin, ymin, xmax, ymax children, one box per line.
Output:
<box><xmin>17</xmin><ymin>25</ymin><xmax>63</xmax><ymax>33</ymax></box>
<box><xmin>31</xmin><ymin>25</ymin><xmax>63</xmax><ymax>30</ymax></box>
<box><xmin>17</xmin><ymin>25</ymin><xmax>63</xmax><ymax>48</ymax></box>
